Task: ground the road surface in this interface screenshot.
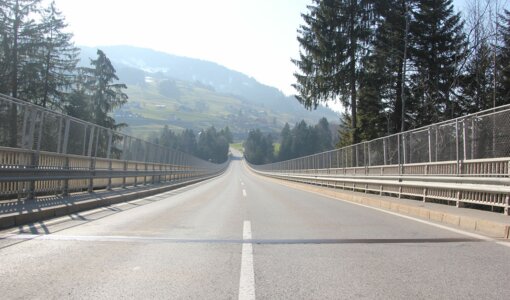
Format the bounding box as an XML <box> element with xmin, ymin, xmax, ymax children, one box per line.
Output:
<box><xmin>1</xmin><ymin>154</ymin><xmax>509</xmax><ymax>299</ymax></box>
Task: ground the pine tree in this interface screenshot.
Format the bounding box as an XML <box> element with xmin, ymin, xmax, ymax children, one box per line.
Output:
<box><xmin>459</xmin><ymin>40</ymin><xmax>494</xmax><ymax>112</ymax></box>
<box><xmin>0</xmin><ymin>0</ymin><xmax>42</xmax><ymax>146</ymax></box>
<box><xmin>497</xmin><ymin>9</ymin><xmax>510</xmax><ymax>106</ymax></box>
<box><xmin>410</xmin><ymin>0</ymin><xmax>467</xmax><ymax>126</ymax></box>
<box><xmin>278</xmin><ymin>123</ymin><xmax>293</xmax><ymax>161</ymax></box>
<box><xmin>369</xmin><ymin>0</ymin><xmax>416</xmax><ymax>133</ymax></box>
<box><xmin>178</xmin><ymin>128</ymin><xmax>198</xmax><ymax>155</ymax></box>
<box><xmin>293</xmin><ymin>0</ymin><xmax>374</xmax><ymax>145</ymax></box>
<box><xmin>315</xmin><ymin>117</ymin><xmax>333</xmax><ymax>151</ymax></box>
<box><xmin>36</xmin><ymin>1</ymin><xmax>79</xmax><ymax>108</ymax></box>
<box><xmin>0</xmin><ymin>0</ymin><xmax>42</xmax><ymax>99</ymax></box>
<box><xmin>81</xmin><ymin>49</ymin><xmax>128</xmax><ymax>129</ymax></box>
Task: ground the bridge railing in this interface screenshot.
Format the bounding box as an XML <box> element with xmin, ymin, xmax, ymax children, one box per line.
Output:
<box><xmin>249</xmin><ymin>105</ymin><xmax>510</xmax><ymax>215</ymax></box>
<box><xmin>0</xmin><ymin>94</ymin><xmax>227</xmax><ymax>200</ymax></box>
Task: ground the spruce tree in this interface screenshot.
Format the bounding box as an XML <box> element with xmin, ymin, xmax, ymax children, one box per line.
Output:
<box><xmin>81</xmin><ymin>49</ymin><xmax>128</xmax><ymax>129</ymax></box>
<box><xmin>0</xmin><ymin>0</ymin><xmax>42</xmax><ymax>99</ymax></box>
<box><xmin>293</xmin><ymin>0</ymin><xmax>374</xmax><ymax>144</ymax></box>
<box><xmin>410</xmin><ymin>0</ymin><xmax>466</xmax><ymax>126</ymax></box>
<box><xmin>37</xmin><ymin>1</ymin><xmax>79</xmax><ymax>108</ymax></box>
<box><xmin>278</xmin><ymin>123</ymin><xmax>293</xmax><ymax>161</ymax></box>
<box><xmin>497</xmin><ymin>9</ymin><xmax>510</xmax><ymax>106</ymax></box>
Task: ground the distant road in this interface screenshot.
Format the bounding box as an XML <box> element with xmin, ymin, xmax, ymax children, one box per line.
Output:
<box><xmin>1</xmin><ymin>153</ymin><xmax>509</xmax><ymax>299</ymax></box>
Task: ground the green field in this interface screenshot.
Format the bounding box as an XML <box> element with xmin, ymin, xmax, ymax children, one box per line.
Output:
<box><xmin>116</xmin><ymin>78</ymin><xmax>335</xmax><ymax>140</ymax></box>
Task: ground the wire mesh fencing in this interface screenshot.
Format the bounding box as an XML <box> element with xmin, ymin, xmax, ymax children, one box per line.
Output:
<box><xmin>0</xmin><ymin>93</ymin><xmax>219</xmax><ymax>169</ymax></box>
<box><xmin>255</xmin><ymin>103</ymin><xmax>510</xmax><ymax>174</ymax></box>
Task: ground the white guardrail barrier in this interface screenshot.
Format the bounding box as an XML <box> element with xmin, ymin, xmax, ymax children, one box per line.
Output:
<box><xmin>249</xmin><ymin>104</ymin><xmax>510</xmax><ymax>215</ymax></box>
<box><xmin>0</xmin><ymin>94</ymin><xmax>227</xmax><ymax>200</ymax></box>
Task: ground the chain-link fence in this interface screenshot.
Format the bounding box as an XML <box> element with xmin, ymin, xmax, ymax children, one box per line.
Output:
<box><xmin>255</xmin><ymin>103</ymin><xmax>510</xmax><ymax>174</ymax></box>
<box><xmin>0</xmin><ymin>93</ymin><xmax>218</xmax><ymax>169</ymax></box>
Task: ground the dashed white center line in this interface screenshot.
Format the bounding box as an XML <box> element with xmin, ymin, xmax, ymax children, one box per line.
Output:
<box><xmin>242</xmin><ymin>189</ymin><xmax>247</xmax><ymax>197</ymax></box>
<box><xmin>239</xmin><ymin>220</ymin><xmax>255</xmax><ymax>300</ymax></box>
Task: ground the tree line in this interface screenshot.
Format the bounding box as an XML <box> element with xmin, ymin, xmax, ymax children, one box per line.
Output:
<box><xmin>293</xmin><ymin>0</ymin><xmax>510</xmax><ymax>145</ymax></box>
<box><xmin>151</xmin><ymin>126</ymin><xmax>233</xmax><ymax>163</ymax></box>
<box><xmin>0</xmin><ymin>0</ymin><xmax>127</xmax><ymax>147</ymax></box>
<box><xmin>244</xmin><ymin>118</ymin><xmax>334</xmax><ymax>165</ymax></box>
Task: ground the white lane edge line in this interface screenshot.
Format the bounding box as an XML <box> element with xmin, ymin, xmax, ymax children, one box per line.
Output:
<box><xmin>239</xmin><ymin>220</ymin><xmax>255</xmax><ymax>300</ymax></box>
<box><xmin>284</xmin><ymin>185</ymin><xmax>510</xmax><ymax>248</ymax></box>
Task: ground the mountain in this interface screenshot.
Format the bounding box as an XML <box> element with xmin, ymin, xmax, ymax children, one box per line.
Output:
<box><xmin>79</xmin><ymin>45</ymin><xmax>339</xmax><ymax>140</ymax></box>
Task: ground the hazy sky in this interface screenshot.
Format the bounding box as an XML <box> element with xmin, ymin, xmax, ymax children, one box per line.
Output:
<box><xmin>52</xmin><ymin>0</ymin><xmax>492</xmax><ymax>104</ymax></box>
<box><xmin>53</xmin><ymin>0</ymin><xmax>310</xmax><ymax>96</ymax></box>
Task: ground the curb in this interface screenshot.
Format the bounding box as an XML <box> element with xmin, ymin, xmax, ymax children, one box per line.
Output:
<box><xmin>256</xmin><ymin>173</ymin><xmax>510</xmax><ymax>240</ymax></box>
<box><xmin>0</xmin><ymin>175</ymin><xmax>219</xmax><ymax>230</ymax></box>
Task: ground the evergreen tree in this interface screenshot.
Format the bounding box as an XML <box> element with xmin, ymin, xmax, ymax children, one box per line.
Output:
<box><xmin>410</xmin><ymin>0</ymin><xmax>467</xmax><ymax>126</ymax></box>
<box><xmin>291</xmin><ymin>120</ymin><xmax>318</xmax><ymax>158</ymax></box>
<box><xmin>370</xmin><ymin>0</ymin><xmax>415</xmax><ymax>133</ymax></box>
<box><xmin>315</xmin><ymin>117</ymin><xmax>333</xmax><ymax>151</ymax></box>
<box><xmin>178</xmin><ymin>128</ymin><xmax>197</xmax><ymax>155</ymax></box>
<box><xmin>80</xmin><ymin>49</ymin><xmax>128</xmax><ymax>129</ymax></box>
<box><xmin>244</xmin><ymin>129</ymin><xmax>274</xmax><ymax>165</ymax></box>
<box><xmin>278</xmin><ymin>123</ymin><xmax>293</xmax><ymax>161</ymax></box>
<box><xmin>0</xmin><ymin>0</ymin><xmax>41</xmax><ymax>146</ymax></box>
<box><xmin>197</xmin><ymin>126</ymin><xmax>229</xmax><ymax>163</ymax></box>
<box><xmin>220</xmin><ymin>126</ymin><xmax>233</xmax><ymax>144</ymax></box>
<box><xmin>459</xmin><ymin>40</ymin><xmax>494</xmax><ymax>113</ymax></box>
<box><xmin>36</xmin><ymin>1</ymin><xmax>79</xmax><ymax>108</ymax></box>
<box><xmin>497</xmin><ymin>9</ymin><xmax>510</xmax><ymax>106</ymax></box>
<box><xmin>293</xmin><ymin>0</ymin><xmax>374</xmax><ymax>144</ymax></box>
<box><xmin>0</xmin><ymin>0</ymin><xmax>42</xmax><ymax>98</ymax></box>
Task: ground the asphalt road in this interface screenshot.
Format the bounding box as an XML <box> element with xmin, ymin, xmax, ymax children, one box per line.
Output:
<box><xmin>1</xmin><ymin>153</ymin><xmax>509</xmax><ymax>299</ymax></box>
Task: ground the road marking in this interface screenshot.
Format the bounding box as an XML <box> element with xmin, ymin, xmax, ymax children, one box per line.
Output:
<box><xmin>239</xmin><ymin>220</ymin><xmax>255</xmax><ymax>300</ymax></box>
<box><xmin>242</xmin><ymin>189</ymin><xmax>247</xmax><ymax>197</ymax></box>
<box><xmin>259</xmin><ymin>177</ymin><xmax>510</xmax><ymax>248</ymax></box>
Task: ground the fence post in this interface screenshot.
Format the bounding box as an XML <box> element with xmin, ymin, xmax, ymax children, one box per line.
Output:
<box><xmin>383</xmin><ymin>138</ymin><xmax>387</xmax><ymax>166</ymax></box>
<box><xmin>62</xmin><ymin>118</ymin><xmax>70</xmax><ymax>155</ymax></box>
<box><xmin>398</xmin><ymin>134</ymin><xmax>402</xmax><ymax>176</ymax></box>
<box><xmin>87</xmin><ymin>126</ymin><xmax>95</xmax><ymax>193</ymax></box>
<box><xmin>28</xmin><ymin>111</ymin><xmax>45</xmax><ymax>199</ymax></box>
<box><xmin>455</xmin><ymin>118</ymin><xmax>460</xmax><ymax>175</ymax></box>
<box><xmin>428</xmin><ymin>127</ymin><xmax>432</xmax><ymax>163</ymax></box>
<box><xmin>462</xmin><ymin>118</ymin><xmax>467</xmax><ymax>161</ymax></box>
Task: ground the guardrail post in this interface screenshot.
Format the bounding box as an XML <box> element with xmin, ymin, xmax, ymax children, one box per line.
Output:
<box><xmin>504</xmin><ymin>195</ymin><xmax>509</xmax><ymax>216</ymax></box>
<box><xmin>107</xmin><ymin>159</ymin><xmax>112</xmax><ymax>191</ymax></box>
<box><xmin>144</xmin><ymin>163</ymin><xmax>148</xmax><ymax>185</ymax></box>
<box><xmin>62</xmin><ymin>156</ymin><xmax>69</xmax><ymax>196</ymax></box>
<box><xmin>122</xmin><ymin>160</ymin><xmax>127</xmax><ymax>188</ymax></box>
<box><xmin>88</xmin><ymin>157</ymin><xmax>95</xmax><ymax>193</ymax></box>
<box><xmin>134</xmin><ymin>163</ymin><xmax>138</xmax><ymax>186</ymax></box>
<box><xmin>28</xmin><ymin>111</ymin><xmax>45</xmax><ymax>200</ymax></box>
<box><xmin>456</xmin><ymin>191</ymin><xmax>463</xmax><ymax>208</ymax></box>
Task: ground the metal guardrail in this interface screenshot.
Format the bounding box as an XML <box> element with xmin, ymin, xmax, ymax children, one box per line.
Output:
<box><xmin>250</xmin><ymin>105</ymin><xmax>510</xmax><ymax>215</ymax></box>
<box><xmin>249</xmin><ymin>160</ymin><xmax>510</xmax><ymax>215</ymax></box>
<box><xmin>0</xmin><ymin>94</ymin><xmax>228</xmax><ymax>200</ymax></box>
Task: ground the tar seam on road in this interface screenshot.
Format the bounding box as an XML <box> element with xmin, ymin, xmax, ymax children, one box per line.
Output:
<box><xmin>239</xmin><ymin>220</ymin><xmax>255</xmax><ymax>300</ymax></box>
<box><xmin>0</xmin><ymin>234</ymin><xmax>482</xmax><ymax>245</ymax></box>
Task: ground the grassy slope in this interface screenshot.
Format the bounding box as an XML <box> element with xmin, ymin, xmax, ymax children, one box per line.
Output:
<box><xmin>117</xmin><ymin>78</ymin><xmax>335</xmax><ymax>139</ymax></box>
